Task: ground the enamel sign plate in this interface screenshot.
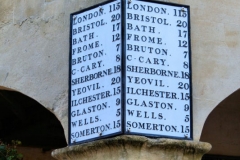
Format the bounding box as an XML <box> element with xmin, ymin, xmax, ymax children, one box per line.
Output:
<box><xmin>125</xmin><ymin>0</ymin><xmax>192</xmax><ymax>139</ymax></box>
<box><xmin>69</xmin><ymin>0</ymin><xmax>122</xmax><ymax>145</ymax></box>
<box><xmin>69</xmin><ymin>0</ymin><xmax>192</xmax><ymax>145</ymax></box>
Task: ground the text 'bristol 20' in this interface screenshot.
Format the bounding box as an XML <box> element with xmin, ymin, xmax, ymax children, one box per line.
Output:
<box><xmin>69</xmin><ymin>0</ymin><xmax>192</xmax><ymax>145</ymax></box>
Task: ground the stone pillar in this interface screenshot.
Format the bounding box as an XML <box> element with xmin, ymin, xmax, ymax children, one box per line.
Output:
<box><xmin>52</xmin><ymin>135</ymin><xmax>211</xmax><ymax>160</ymax></box>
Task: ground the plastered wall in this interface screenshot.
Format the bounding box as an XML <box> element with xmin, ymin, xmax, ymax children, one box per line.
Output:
<box><xmin>0</xmin><ymin>0</ymin><xmax>240</xmax><ymax>142</ymax></box>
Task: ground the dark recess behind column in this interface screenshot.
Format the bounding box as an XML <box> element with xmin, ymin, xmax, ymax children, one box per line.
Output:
<box><xmin>0</xmin><ymin>90</ymin><xmax>67</xmax><ymax>149</ymax></box>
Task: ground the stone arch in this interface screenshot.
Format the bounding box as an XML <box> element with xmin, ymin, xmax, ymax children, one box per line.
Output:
<box><xmin>0</xmin><ymin>83</ymin><xmax>69</xmax><ymax>140</ymax></box>
<box><xmin>0</xmin><ymin>87</ymin><xmax>67</xmax><ymax>159</ymax></box>
<box><xmin>200</xmin><ymin>89</ymin><xmax>240</xmax><ymax>157</ymax></box>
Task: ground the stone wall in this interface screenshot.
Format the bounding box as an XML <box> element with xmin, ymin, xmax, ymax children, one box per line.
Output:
<box><xmin>1</xmin><ymin>0</ymin><xmax>240</xmax><ymax>144</ymax></box>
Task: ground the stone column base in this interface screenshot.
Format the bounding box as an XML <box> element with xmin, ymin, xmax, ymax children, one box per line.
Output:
<box><xmin>52</xmin><ymin>135</ymin><xmax>211</xmax><ymax>160</ymax></box>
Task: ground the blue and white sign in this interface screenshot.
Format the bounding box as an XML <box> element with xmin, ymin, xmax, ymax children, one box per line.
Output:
<box><xmin>125</xmin><ymin>0</ymin><xmax>192</xmax><ymax>139</ymax></box>
<box><xmin>69</xmin><ymin>0</ymin><xmax>192</xmax><ymax>145</ymax></box>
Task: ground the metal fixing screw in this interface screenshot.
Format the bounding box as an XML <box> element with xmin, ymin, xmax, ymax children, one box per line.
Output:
<box><xmin>99</xmin><ymin>132</ymin><xmax>102</xmax><ymax>136</ymax></box>
<box><xmin>181</xmin><ymin>7</ymin><xmax>185</xmax><ymax>12</ymax></box>
<box><xmin>99</xmin><ymin>6</ymin><xmax>104</xmax><ymax>13</ymax></box>
<box><xmin>73</xmin><ymin>15</ymin><xmax>77</xmax><ymax>20</ymax></box>
<box><xmin>127</xmin><ymin>128</ymin><xmax>131</xmax><ymax>132</ymax></box>
<box><xmin>73</xmin><ymin>140</ymin><xmax>76</xmax><ymax>143</ymax></box>
<box><xmin>184</xmin><ymin>134</ymin><xmax>188</xmax><ymax>138</ymax></box>
<box><xmin>128</xmin><ymin>0</ymin><xmax>132</xmax><ymax>4</ymax></box>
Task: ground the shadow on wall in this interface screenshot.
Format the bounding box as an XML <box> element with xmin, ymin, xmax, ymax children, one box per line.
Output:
<box><xmin>200</xmin><ymin>89</ymin><xmax>240</xmax><ymax>158</ymax></box>
<box><xmin>0</xmin><ymin>90</ymin><xmax>67</xmax><ymax>160</ymax></box>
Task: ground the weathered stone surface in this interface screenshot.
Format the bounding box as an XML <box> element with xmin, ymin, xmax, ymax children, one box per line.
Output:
<box><xmin>0</xmin><ymin>0</ymin><xmax>240</xmax><ymax>144</ymax></box>
<box><xmin>52</xmin><ymin>135</ymin><xmax>212</xmax><ymax>160</ymax></box>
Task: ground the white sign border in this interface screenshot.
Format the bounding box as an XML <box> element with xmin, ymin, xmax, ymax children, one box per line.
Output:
<box><xmin>69</xmin><ymin>0</ymin><xmax>124</xmax><ymax>146</ymax></box>
<box><xmin>123</xmin><ymin>0</ymin><xmax>193</xmax><ymax>140</ymax></box>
